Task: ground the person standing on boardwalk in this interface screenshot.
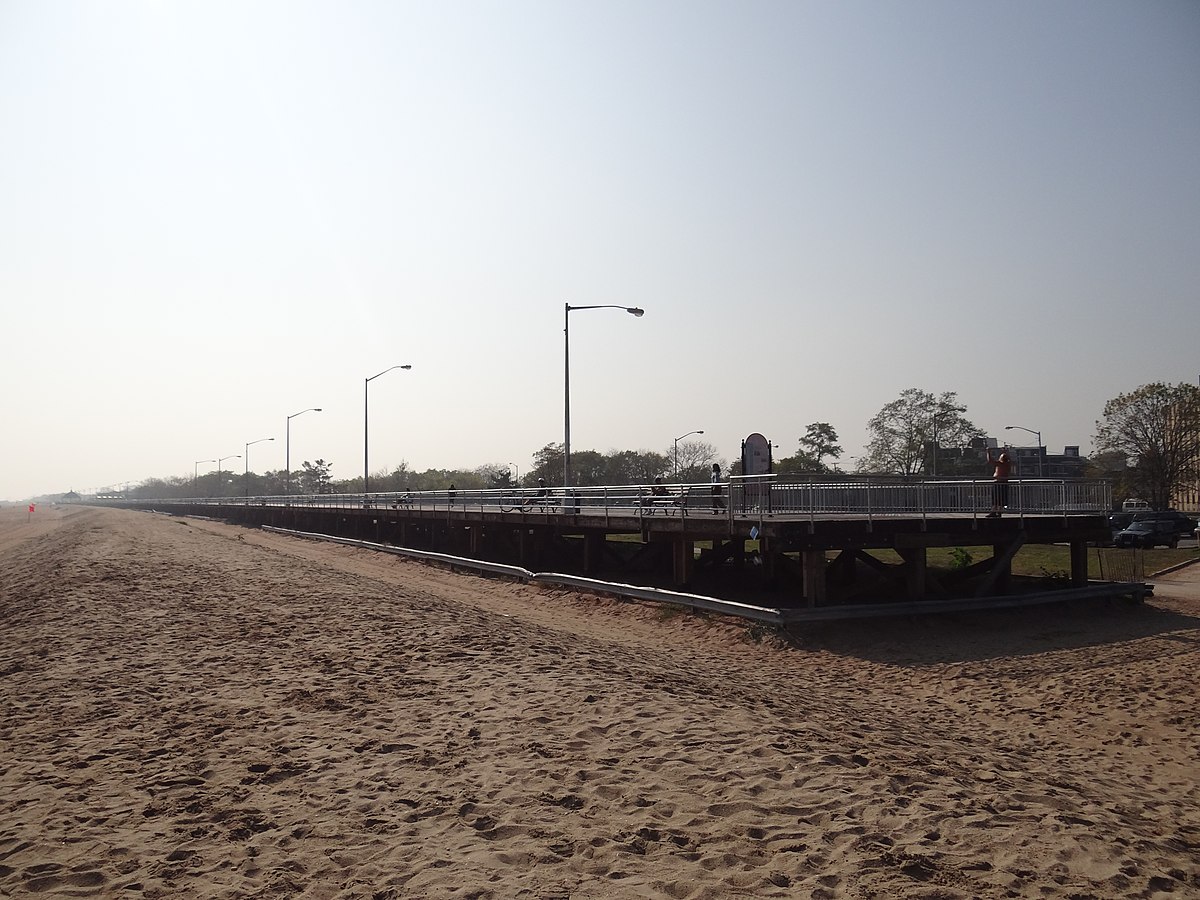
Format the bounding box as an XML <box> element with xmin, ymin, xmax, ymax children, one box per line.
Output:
<box><xmin>711</xmin><ymin>463</ymin><xmax>726</xmax><ymax>513</ymax></box>
<box><xmin>986</xmin><ymin>447</ymin><xmax>1013</xmax><ymax>517</ymax></box>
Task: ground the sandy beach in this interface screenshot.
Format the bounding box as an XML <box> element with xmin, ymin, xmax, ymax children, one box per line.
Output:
<box><xmin>1</xmin><ymin>505</ymin><xmax>1197</xmax><ymax>899</ymax></box>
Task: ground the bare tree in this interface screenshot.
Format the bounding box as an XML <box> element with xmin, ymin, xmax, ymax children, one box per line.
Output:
<box><xmin>671</xmin><ymin>439</ymin><xmax>720</xmax><ymax>483</ymax></box>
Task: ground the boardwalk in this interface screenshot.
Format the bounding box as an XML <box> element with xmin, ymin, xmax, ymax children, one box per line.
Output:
<box><xmin>101</xmin><ymin>478</ymin><xmax>1117</xmax><ymax>610</ymax></box>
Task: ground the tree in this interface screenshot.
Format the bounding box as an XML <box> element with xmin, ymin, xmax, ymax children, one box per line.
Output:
<box><xmin>527</xmin><ymin>442</ymin><xmax>675</xmax><ymax>487</ymax></box>
<box><xmin>1093</xmin><ymin>382</ymin><xmax>1200</xmax><ymax>510</ymax></box>
<box><xmin>299</xmin><ymin>459</ymin><xmax>333</xmax><ymax>494</ymax></box>
<box><xmin>475</xmin><ymin>464</ymin><xmax>514</xmax><ymax>489</ymax></box>
<box><xmin>132</xmin><ymin>476</ymin><xmax>190</xmax><ymax>499</ymax></box>
<box><xmin>1084</xmin><ymin>449</ymin><xmax>1138</xmax><ymax>507</ymax></box>
<box><xmin>776</xmin><ymin>450</ymin><xmax>822</xmax><ymax>475</ymax></box>
<box><xmin>779</xmin><ymin>423</ymin><xmax>843</xmax><ymax>474</ymax></box>
<box><xmin>860</xmin><ymin>389</ymin><xmax>982</xmax><ymax>477</ymax></box>
<box><xmin>528</xmin><ymin>443</ymin><xmax>565</xmax><ymax>486</ymax></box>
<box><xmin>607</xmin><ymin>450</ymin><xmax>671</xmax><ymax>485</ymax></box>
<box><xmin>672</xmin><ymin>439</ymin><xmax>720</xmax><ymax>483</ymax></box>
<box><xmin>798</xmin><ymin>422</ymin><xmax>843</xmax><ymax>470</ymax></box>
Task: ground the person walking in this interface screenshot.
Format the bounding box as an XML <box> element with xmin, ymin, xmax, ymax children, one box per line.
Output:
<box><xmin>711</xmin><ymin>463</ymin><xmax>726</xmax><ymax>513</ymax></box>
<box><xmin>986</xmin><ymin>447</ymin><xmax>1013</xmax><ymax>517</ymax></box>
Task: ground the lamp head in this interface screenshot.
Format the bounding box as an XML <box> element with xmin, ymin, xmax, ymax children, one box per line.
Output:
<box><xmin>627</xmin><ymin>307</ymin><xmax>645</xmax><ymax>317</ymax></box>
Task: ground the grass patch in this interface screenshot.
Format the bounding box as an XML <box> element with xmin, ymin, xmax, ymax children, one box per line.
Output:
<box><xmin>606</xmin><ymin>533</ymin><xmax>1199</xmax><ymax>579</ymax></box>
<box><xmin>865</xmin><ymin>545</ymin><xmax>1199</xmax><ymax>579</ymax></box>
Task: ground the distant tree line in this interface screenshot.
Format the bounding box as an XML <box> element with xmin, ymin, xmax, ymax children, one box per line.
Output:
<box><xmin>75</xmin><ymin>382</ymin><xmax>1200</xmax><ymax>512</ymax></box>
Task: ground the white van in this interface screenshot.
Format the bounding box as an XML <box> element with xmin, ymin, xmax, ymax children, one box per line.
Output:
<box><xmin>1122</xmin><ymin>498</ymin><xmax>1151</xmax><ymax>512</ymax></box>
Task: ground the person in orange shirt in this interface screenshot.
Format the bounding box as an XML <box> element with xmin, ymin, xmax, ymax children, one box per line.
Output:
<box><xmin>986</xmin><ymin>447</ymin><xmax>1014</xmax><ymax>517</ymax></box>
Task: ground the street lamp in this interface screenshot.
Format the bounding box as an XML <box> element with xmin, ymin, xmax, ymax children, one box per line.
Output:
<box><xmin>564</xmin><ymin>303</ymin><xmax>644</xmax><ymax>488</ymax></box>
<box><xmin>193</xmin><ymin>459</ymin><xmax>214</xmax><ymax>494</ymax></box>
<box><xmin>1004</xmin><ymin>425</ymin><xmax>1043</xmax><ymax>477</ymax></box>
<box><xmin>244</xmin><ymin>437</ymin><xmax>275</xmax><ymax>497</ymax></box>
<box><xmin>286</xmin><ymin>408</ymin><xmax>322</xmax><ymax>494</ymax></box>
<box><xmin>364</xmin><ymin>365</ymin><xmax>412</xmax><ymax>496</ymax></box>
<box><xmin>217</xmin><ymin>455</ymin><xmax>241</xmax><ymax>497</ymax></box>
<box><xmin>673</xmin><ymin>430</ymin><xmax>705</xmax><ymax>481</ymax></box>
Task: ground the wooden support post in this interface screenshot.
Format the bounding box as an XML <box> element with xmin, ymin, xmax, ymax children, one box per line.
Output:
<box><xmin>899</xmin><ymin>547</ymin><xmax>927</xmax><ymax>599</ymax></box>
<box><xmin>1070</xmin><ymin>540</ymin><xmax>1089</xmax><ymax>587</ymax></box>
<box><xmin>802</xmin><ymin>550</ymin><xmax>825</xmax><ymax>608</ymax></box>
<box><xmin>760</xmin><ymin>536</ymin><xmax>775</xmax><ymax>581</ymax></box>
<box><xmin>583</xmin><ymin>533</ymin><xmax>604</xmax><ymax>575</ymax></box>
<box><xmin>469</xmin><ymin>526</ymin><xmax>480</xmax><ymax>555</ymax></box>
<box><xmin>993</xmin><ymin>544</ymin><xmax>1012</xmax><ymax>593</ymax></box>
<box><xmin>673</xmin><ymin>538</ymin><xmax>694</xmax><ymax>586</ymax></box>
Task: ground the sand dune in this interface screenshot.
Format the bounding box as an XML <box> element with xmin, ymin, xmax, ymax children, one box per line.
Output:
<box><xmin>1</xmin><ymin>505</ymin><xmax>1197</xmax><ymax>898</ymax></box>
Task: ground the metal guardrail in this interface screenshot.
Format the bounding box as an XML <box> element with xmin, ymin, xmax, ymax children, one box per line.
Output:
<box><xmin>263</xmin><ymin>526</ymin><xmax>1148</xmax><ymax>626</ymax></box>
<box><xmin>263</xmin><ymin>527</ymin><xmax>789</xmax><ymax>625</ymax></box>
<box><xmin>105</xmin><ymin>476</ymin><xmax>1110</xmax><ymax>521</ymax></box>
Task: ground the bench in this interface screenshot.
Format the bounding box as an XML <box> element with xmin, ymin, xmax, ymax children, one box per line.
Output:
<box><xmin>637</xmin><ymin>489</ymin><xmax>682</xmax><ymax>515</ymax></box>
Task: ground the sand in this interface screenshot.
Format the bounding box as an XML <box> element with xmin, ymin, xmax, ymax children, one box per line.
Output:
<box><xmin>1</xmin><ymin>505</ymin><xmax>1197</xmax><ymax>899</ymax></box>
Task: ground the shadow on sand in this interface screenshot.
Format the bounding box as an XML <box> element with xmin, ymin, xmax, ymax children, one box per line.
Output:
<box><xmin>783</xmin><ymin>595</ymin><xmax>1200</xmax><ymax>668</ymax></box>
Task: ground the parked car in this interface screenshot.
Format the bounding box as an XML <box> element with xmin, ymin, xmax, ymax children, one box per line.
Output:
<box><xmin>1132</xmin><ymin>510</ymin><xmax>1198</xmax><ymax>537</ymax></box>
<box><xmin>1108</xmin><ymin>511</ymin><xmax>1136</xmax><ymax>531</ymax></box>
<box><xmin>1113</xmin><ymin>520</ymin><xmax>1184</xmax><ymax>549</ymax></box>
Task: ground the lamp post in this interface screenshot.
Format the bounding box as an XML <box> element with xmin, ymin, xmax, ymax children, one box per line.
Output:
<box><xmin>364</xmin><ymin>365</ymin><xmax>412</xmax><ymax>497</ymax></box>
<box><xmin>193</xmin><ymin>459</ymin><xmax>215</xmax><ymax>494</ymax></box>
<box><xmin>216</xmin><ymin>455</ymin><xmax>240</xmax><ymax>497</ymax></box>
<box><xmin>930</xmin><ymin>415</ymin><xmax>941</xmax><ymax>477</ymax></box>
<box><xmin>673</xmin><ymin>430</ymin><xmax>705</xmax><ymax>481</ymax></box>
<box><xmin>1004</xmin><ymin>425</ymin><xmax>1043</xmax><ymax>477</ymax></box>
<box><xmin>564</xmin><ymin>303</ymin><xmax>644</xmax><ymax>489</ymax></box>
<box><xmin>286</xmin><ymin>408</ymin><xmax>322</xmax><ymax>494</ymax></box>
<box><xmin>244</xmin><ymin>437</ymin><xmax>275</xmax><ymax>497</ymax></box>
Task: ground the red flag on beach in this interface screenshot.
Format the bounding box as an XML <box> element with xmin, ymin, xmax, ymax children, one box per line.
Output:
<box><xmin>28</xmin><ymin>504</ymin><xmax>35</xmax><ymax>513</ymax></box>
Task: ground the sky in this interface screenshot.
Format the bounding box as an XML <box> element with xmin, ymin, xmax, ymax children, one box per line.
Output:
<box><xmin>1</xmin><ymin>0</ymin><xmax>1197</xmax><ymax>500</ymax></box>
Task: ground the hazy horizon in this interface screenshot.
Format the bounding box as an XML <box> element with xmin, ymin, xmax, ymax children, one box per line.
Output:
<box><xmin>3</xmin><ymin>1</ymin><xmax>1197</xmax><ymax>501</ymax></box>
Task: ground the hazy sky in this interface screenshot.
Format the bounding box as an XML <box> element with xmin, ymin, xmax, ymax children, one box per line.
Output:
<box><xmin>2</xmin><ymin>0</ymin><xmax>1197</xmax><ymax>500</ymax></box>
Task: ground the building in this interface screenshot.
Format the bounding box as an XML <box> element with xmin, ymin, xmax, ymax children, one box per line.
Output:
<box><xmin>926</xmin><ymin>439</ymin><xmax>1088</xmax><ymax>480</ymax></box>
<box><xmin>1007</xmin><ymin>445</ymin><xmax>1087</xmax><ymax>479</ymax></box>
<box><xmin>1167</xmin><ymin>393</ymin><xmax>1200</xmax><ymax>513</ymax></box>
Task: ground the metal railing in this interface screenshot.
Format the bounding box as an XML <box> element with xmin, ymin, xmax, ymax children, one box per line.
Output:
<box><xmin>104</xmin><ymin>476</ymin><xmax>1110</xmax><ymax>521</ymax></box>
